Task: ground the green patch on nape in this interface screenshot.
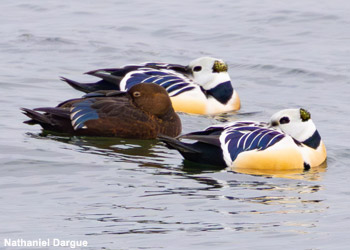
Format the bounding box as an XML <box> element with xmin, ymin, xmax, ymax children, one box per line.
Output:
<box><xmin>213</xmin><ymin>60</ymin><xmax>228</xmax><ymax>73</ymax></box>
<box><xmin>300</xmin><ymin>108</ymin><xmax>311</xmax><ymax>122</ymax></box>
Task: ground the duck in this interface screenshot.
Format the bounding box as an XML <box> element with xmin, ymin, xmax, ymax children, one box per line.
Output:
<box><xmin>160</xmin><ymin>108</ymin><xmax>327</xmax><ymax>171</ymax></box>
<box><xmin>60</xmin><ymin>57</ymin><xmax>240</xmax><ymax>115</ymax></box>
<box><xmin>21</xmin><ymin>83</ymin><xmax>181</xmax><ymax>139</ymax></box>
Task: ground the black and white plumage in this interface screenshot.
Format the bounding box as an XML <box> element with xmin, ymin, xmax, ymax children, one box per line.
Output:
<box><xmin>61</xmin><ymin>57</ymin><xmax>240</xmax><ymax>115</ymax></box>
<box><xmin>160</xmin><ymin>108</ymin><xmax>327</xmax><ymax>171</ymax></box>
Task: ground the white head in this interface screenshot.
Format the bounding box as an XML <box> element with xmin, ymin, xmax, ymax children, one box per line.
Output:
<box><xmin>188</xmin><ymin>57</ymin><xmax>230</xmax><ymax>90</ymax></box>
<box><xmin>269</xmin><ymin>108</ymin><xmax>317</xmax><ymax>142</ymax></box>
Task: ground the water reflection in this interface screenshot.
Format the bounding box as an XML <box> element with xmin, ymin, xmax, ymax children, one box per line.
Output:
<box><xmin>31</xmin><ymin>131</ymin><xmax>171</xmax><ymax>166</ymax></box>
<box><xmin>65</xmin><ymin>175</ymin><xmax>325</xmax><ymax>236</ymax></box>
<box><xmin>30</xmin><ymin>131</ymin><xmax>328</xmax><ymax>181</ymax></box>
<box><xmin>181</xmin><ymin>160</ymin><xmax>226</xmax><ymax>174</ymax></box>
<box><xmin>229</xmin><ymin>161</ymin><xmax>328</xmax><ymax>181</ymax></box>
<box><xmin>38</xmin><ymin>132</ymin><xmax>157</xmax><ymax>156</ymax></box>
<box><xmin>180</xmin><ymin>158</ymin><xmax>327</xmax><ymax>181</ymax></box>
<box><xmin>28</xmin><ymin>132</ymin><xmax>326</xmax><ymax>236</ymax></box>
<box><xmin>29</xmin><ymin>131</ymin><xmax>226</xmax><ymax>175</ymax></box>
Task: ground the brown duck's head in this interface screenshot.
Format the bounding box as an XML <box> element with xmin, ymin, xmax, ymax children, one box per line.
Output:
<box><xmin>128</xmin><ymin>83</ymin><xmax>173</xmax><ymax>117</ymax></box>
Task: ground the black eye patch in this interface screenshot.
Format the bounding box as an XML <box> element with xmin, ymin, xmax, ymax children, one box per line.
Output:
<box><xmin>279</xmin><ymin>116</ymin><xmax>290</xmax><ymax>124</ymax></box>
<box><xmin>193</xmin><ymin>66</ymin><xmax>202</xmax><ymax>72</ymax></box>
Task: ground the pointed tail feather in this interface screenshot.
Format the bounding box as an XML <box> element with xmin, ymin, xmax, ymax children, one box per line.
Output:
<box><xmin>158</xmin><ymin>135</ymin><xmax>226</xmax><ymax>167</ymax></box>
<box><xmin>60</xmin><ymin>76</ymin><xmax>120</xmax><ymax>93</ymax></box>
<box><xmin>34</xmin><ymin>107</ymin><xmax>70</xmax><ymax>119</ymax></box>
<box><xmin>60</xmin><ymin>77</ymin><xmax>95</xmax><ymax>93</ymax></box>
<box><xmin>21</xmin><ymin>107</ymin><xmax>74</xmax><ymax>133</ymax></box>
<box><xmin>85</xmin><ymin>71</ymin><xmax>122</xmax><ymax>84</ymax></box>
<box><xmin>21</xmin><ymin>108</ymin><xmax>52</xmax><ymax>125</ymax></box>
<box><xmin>158</xmin><ymin>135</ymin><xmax>200</xmax><ymax>153</ymax></box>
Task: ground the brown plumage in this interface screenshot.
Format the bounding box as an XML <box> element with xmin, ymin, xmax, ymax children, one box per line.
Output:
<box><xmin>21</xmin><ymin>83</ymin><xmax>181</xmax><ymax>139</ymax></box>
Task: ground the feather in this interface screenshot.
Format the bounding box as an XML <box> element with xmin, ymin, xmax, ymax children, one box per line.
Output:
<box><xmin>159</xmin><ymin>135</ymin><xmax>226</xmax><ymax>166</ymax></box>
<box><xmin>34</xmin><ymin>107</ymin><xmax>70</xmax><ymax>119</ymax></box>
<box><xmin>86</xmin><ymin>71</ymin><xmax>122</xmax><ymax>84</ymax></box>
<box><xmin>21</xmin><ymin>108</ymin><xmax>52</xmax><ymax>124</ymax></box>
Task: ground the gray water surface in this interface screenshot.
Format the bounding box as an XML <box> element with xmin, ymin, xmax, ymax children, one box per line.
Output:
<box><xmin>1</xmin><ymin>1</ymin><xmax>350</xmax><ymax>249</ymax></box>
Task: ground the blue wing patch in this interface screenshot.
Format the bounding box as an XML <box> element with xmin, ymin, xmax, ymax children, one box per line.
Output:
<box><xmin>223</xmin><ymin>126</ymin><xmax>285</xmax><ymax>162</ymax></box>
<box><xmin>124</xmin><ymin>69</ymin><xmax>193</xmax><ymax>96</ymax></box>
<box><xmin>70</xmin><ymin>99</ymin><xmax>99</xmax><ymax>130</ymax></box>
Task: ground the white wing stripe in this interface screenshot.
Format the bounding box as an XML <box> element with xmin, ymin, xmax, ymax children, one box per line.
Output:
<box><xmin>257</xmin><ymin>130</ymin><xmax>275</xmax><ymax>147</ymax></box>
<box><xmin>265</xmin><ymin>133</ymin><xmax>283</xmax><ymax>148</ymax></box>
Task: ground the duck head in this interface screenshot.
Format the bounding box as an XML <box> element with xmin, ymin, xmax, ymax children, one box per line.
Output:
<box><xmin>269</xmin><ymin>108</ymin><xmax>318</xmax><ymax>143</ymax></box>
<box><xmin>128</xmin><ymin>83</ymin><xmax>173</xmax><ymax>117</ymax></box>
<box><xmin>188</xmin><ymin>57</ymin><xmax>230</xmax><ymax>90</ymax></box>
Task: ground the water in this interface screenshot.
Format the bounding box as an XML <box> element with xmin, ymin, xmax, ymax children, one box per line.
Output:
<box><xmin>1</xmin><ymin>0</ymin><xmax>350</xmax><ymax>249</ymax></box>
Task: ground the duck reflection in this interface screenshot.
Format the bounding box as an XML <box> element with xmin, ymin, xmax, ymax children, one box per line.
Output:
<box><xmin>180</xmin><ymin>158</ymin><xmax>327</xmax><ymax>181</ymax></box>
<box><xmin>36</xmin><ymin>131</ymin><xmax>163</xmax><ymax>163</ymax></box>
<box><xmin>72</xmin><ymin>166</ymin><xmax>326</xmax><ymax>236</ymax></box>
<box><xmin>40</xmin><ymin>131</ymin><xmax>326</xmax><ymax>235</ymax></box>
<box><xmin>230</xmin><ymin>161</ymin><xmax>327</xmax><ymax>181</ymax></box>
<box><xmin>35</xmin><ymin>130</ymin><xmax>327</xmax><ymax>181</ymax></box>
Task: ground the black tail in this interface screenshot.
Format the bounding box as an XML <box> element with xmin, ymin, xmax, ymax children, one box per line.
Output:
<box><xmin>60</xmin><ymin>77</ymin><xmax>100</xmax><ymax>93</ymax></box>
<box><xmin>60</xmin><ymin>74</ymin><xmax>122</xmax><ymax>93</ymax></box>
<box><xmin>21</xmin><ymin>107</ymin><xmax>73</xmax><ymax>133</ymax></box>
<box><xmin>21</xmin><ymin>108</ymin><xmax>52</xmax><ymax>125</ymax></box>
<box><xmin>158</xmin><ymin>135</ymin><xmax>200</xmax><ymax>152</ymax></box>
<box><xmin>158</xmin><ymin>135</ymin><xmax>226</xmax><ymax>167</ymax></box>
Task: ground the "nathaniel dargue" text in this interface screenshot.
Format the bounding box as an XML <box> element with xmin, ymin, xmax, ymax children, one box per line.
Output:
<box><xmin>4</xmin><ymin>238</ymin><xmax>88</xmax><ymax>248</ymax></box>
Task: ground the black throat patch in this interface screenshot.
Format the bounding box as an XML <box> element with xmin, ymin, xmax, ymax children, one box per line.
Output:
<box><xmin>302</xmin><ymin>130</ymin><xmax>321</xmax><ymax>149</ymax></box>
<box><xmin>205</xmin><ymin>81</ymin><xmax>233</xmax><ymax>104</ymax></box>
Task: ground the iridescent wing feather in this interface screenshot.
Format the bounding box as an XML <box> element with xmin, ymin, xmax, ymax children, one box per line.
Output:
<box><xmin>221</xmin><ymin>125</ymin><xmax>285</xmax><ymax>163</ymax></box>
<box><xmin>120</xmin><ymin>68</ymin><xmax>196</xmax><ymax>97</ymax></box>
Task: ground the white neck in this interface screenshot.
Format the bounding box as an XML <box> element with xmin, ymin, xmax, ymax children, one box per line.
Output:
<box><xmin>291</xmin><ymin>120</ymin><xmax>317</xmax><ymax>142</ymax></box>
<box><xmin>201</xmin><ymin>73</ymin><xmax>231</xmax><ymax>90</ymax></box>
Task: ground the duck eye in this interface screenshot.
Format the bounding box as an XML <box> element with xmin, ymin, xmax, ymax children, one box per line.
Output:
<box><xmin>193</xmin><ymin>66</ymin><xmax>202</xmax><ymax>72</ymax></box>
<box><xmin>279</xmin><ymin>117</ymin><xmax>290</xmax><ymax>124</ymax></box>
<box><xmin>133</xmin><ymin>91</ymin><xmax>141</xmax><ymax>97</ymax></box>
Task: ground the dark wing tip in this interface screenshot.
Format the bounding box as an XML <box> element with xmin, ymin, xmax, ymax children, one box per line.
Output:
<box><xmin>20</xmin><ymin>107</ymin><xmax>29</xmax><ymax>112</ymax></box>
<box><xmin>84</xmin><ymin>70</ymin><xmax>97</xmax><ymax>75</ymax></box>
<box><xmin>59</xmin><ymin>76</ymin><xmax>68</xmax><ymax>81</ymax></box>
<box><xmin>158</xmin><ymin>135</ymin><xmax>200</xmax><ymax>153</ymax></box>
<box><xmin>21</xmin><ymin>107</ymin><xmax>37</xmax><ymax>115</ymax></box>
<box><xmin>20</xmin><ymin>107</ymin><xmax>51</xmax><ymax>125</ymax></box>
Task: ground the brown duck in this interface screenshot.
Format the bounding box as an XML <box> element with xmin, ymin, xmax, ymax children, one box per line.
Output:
<box><xmin>21</xmin><ymin>83</ymin><xmax>181</xmax><ymax>139</ymax></box>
